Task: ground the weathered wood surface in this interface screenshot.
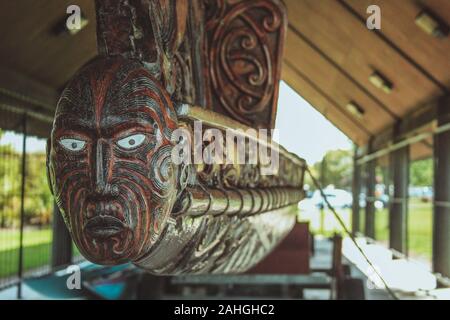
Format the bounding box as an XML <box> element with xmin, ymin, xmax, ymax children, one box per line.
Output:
<box><xmin>47</xmin><ymin>0</ymin><xmax>305</xmax><ymax>274</ymax></box>
<box><xmin>95</xmin><ymin>0</ymin><xmax>286</xmax><ymax>128</ymax></box>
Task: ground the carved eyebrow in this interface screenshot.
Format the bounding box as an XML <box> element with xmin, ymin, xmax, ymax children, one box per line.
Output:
<box><xmin>54</xmin><ymin>116</ymin><xmax>96</xmax><ymax>133</ymax></box>
<box><xmin>106</xmin><ymin>109</ymin><xmax>157</xmax><ymax>124</ymax></box>
<box><xmin>102</xmin><ymin>120</ymin><xmax>155</xmax><ymax>135</ymax></box>
<box><xmin>113</xmin><ymin>105</ymin><xmax>164</xmax><ymax>127</ymax></box>
<box><xmin>99</xmin><ymin>111</ymin><xmax>157</xmax><ymax>136</ymax></box>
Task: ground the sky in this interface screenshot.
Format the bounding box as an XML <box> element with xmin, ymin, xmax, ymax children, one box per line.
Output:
<box><xmin>0</xmin><ymin>131</ymin><xmax>47</xmax><ymax>153</ymax></box>
<box><xmin>0</xmin><ymin>81</ymin><xmax>353</xmax><ymax>162</ymax></box>
<box><xmin>274</xmin><ymin>81</ymin><xmax>353</xmax><ymax>165</ymax></box>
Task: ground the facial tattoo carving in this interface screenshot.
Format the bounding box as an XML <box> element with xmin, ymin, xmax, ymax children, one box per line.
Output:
<box><xmin>47</xmin><ymin>56</ymin><xmax>179</xmax><ymax>264</ymax></box>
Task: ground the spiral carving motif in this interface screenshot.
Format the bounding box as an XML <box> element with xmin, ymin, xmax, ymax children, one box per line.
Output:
<box><xmin>206</xmin><ymin>0</ymin><xmax>286</xmax><ymax>128</ymax></box>
<box><xmin>48</xmin><ymin>0</ymin><xmax>298</xmax><ymax>275</ymax></box>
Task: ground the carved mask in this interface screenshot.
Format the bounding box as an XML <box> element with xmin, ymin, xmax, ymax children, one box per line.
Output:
<box><xmin>47</xmin><ymin>57</ymin><xmax>179</xmax><ymax>264</ymax></box>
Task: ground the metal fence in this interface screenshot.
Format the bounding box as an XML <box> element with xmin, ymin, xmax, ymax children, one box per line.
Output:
<box><xmin>0</xmin><ymin>112</ymin><xmax>81</xmax><ymax>295</ymax></box>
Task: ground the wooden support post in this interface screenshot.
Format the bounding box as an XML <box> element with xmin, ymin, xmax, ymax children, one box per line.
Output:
<box><xmin>365</xmin><ymin>159</ymin><xmax>376</xmax><ymax>238</ymax></box>
<box><xmin>17</xmin><ymin>114</ymin><xmax>27</xmax><ymax>299</ymax></box>
<box><xmin>352</xmin><ymin>149</ymin><xmax>361</xmax><ymax>236</ymax></box>
<box><xmin>51</xmin><ymin>204</ymin><xmax>72</xmax><ymax>268</ymax></box>
<box><xmin>389</xmin><ymin>144</ymin><xmax>409</xmax><ymax>253</ymax></box>
<box><xmin>433</xmin><ymin>96</ymin><xmax>450</xmax><ymax>278</ymax></box>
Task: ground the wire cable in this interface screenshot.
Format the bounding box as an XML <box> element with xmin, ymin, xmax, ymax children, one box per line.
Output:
<box><xmin>305</xmin><ymin>166</ymin><xmax>399</xmax><ymax>300</ymax></box>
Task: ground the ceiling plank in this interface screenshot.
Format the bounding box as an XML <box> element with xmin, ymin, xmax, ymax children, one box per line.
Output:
<box><xmin>0</xmin><ymin>0</ymin><xmax>97</xmax><ymax>89</ymax></box>
<box><xmin>410</xmin><ymin>137</ymin><xmax>433</xmax><ymax>161</ymax></box>
<box><xmin>0</xmin><ymin>64</ymin><xmax>57</xmax><ymax>138</ymax></box>
<box><xmin>285</xmin><ymin>28</ymin><xmax>396</xmax><ymax>134</ymax></box>
<box><xmin>0</xmin><ymin>65</ymin><xmax>59</xmax><ymax>112</ymax></box>
<box><xmin>424</xmin><ymin>0</ymin><xmax>450</xmax><ymax>26</ymax></box>
<box><xmin>282</xmin><ymin>62</ymin><xmax>370</xmax><ymax>146</ymax></box>
<box><xmin>284</xmin><ymin>0</ymin><xmax>442</xmax><ymax>118</ymax></box>
<box><xmin>343</xmin><ymin>0</ymin><xmax>450</xmax><ymax>90</ymax></box>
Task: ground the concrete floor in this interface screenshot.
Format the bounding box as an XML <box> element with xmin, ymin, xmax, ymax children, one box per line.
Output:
<box><xmin>1</xmin><ymin>237</ymin><xmax>447</xmax><ymax>300</ymax></box>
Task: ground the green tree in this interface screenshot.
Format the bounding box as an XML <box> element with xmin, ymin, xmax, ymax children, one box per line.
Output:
<box><xmin>312</xmin><ymin>149</ymin><xmax>353</xmax><ymax>190</ymax></box>
<box><xmin>24</xmin><ymin>152</ymin><xmax>53</xmax><ymax>225</ymax></box>
<box><xmin>0</xmin><ymin>131</ymin><xmax>22</xmax><ymax>228</ymax></box>
<box><xmin>410</xmin><ymin>158</ymin><xmax>433</xmax><ymax>187</ymax></box>
<box><xmin>0</xmin><ymin>130</ymin><xmax>53</xmax><ymax>228</ymax></box>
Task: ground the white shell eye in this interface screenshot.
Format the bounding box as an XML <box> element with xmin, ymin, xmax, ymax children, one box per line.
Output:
<box><xmin>59</xmin><ymin>138</ymin><xmax>86</xmax><ymax>152</ymax></box>
<box><xmin>117</xmin><ymin>134</ymin><xmax>146</xmax><ymax>150</ymax></box>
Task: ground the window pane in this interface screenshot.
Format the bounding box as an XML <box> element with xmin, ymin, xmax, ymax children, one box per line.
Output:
<box><xmin>408</xmin><ymin>154</ymin><xmax>433</xmax><ymax>267</ymax></box>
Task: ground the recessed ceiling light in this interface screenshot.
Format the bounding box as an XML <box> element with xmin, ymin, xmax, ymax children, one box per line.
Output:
<box><xmin>346</xmin><ymin>101</ymin><xmax>365</xmax><ymax>119</ymax></box>
<box><xmin>415</xmin><ymin>10</ymin><xmax>449</xmax><ymax>38</ymax></box>
<box><xmin>369</xmin><ymin>71</ymin><xmax>393</xmax><ymax>94</ymax></box>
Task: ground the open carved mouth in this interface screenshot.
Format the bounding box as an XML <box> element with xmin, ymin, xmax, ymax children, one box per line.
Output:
<box><xmin>84</xmin><ymin>215</ymin><xmax>126</xmax><ymax>239</ymax></box>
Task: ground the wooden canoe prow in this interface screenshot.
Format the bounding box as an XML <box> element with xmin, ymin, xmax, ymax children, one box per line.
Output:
<box><xmin>47</xmin><ymin>0</ymin><xmax>305</xmax><ymax>274</ymax></box>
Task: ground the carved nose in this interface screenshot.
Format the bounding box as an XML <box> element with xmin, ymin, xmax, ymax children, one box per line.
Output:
<box><xmin>94</xmin><ymin>139</ymin><xmax>112</xmax><ymax>195</ymax></box>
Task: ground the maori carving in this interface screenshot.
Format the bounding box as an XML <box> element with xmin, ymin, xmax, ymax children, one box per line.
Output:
<box><xmin>204</xmin><ymin>0</ymin><xmax>287</xmax><ymax>128</ymax></box>
<box><xmin>47</xmin><ymin>57</ymin><xmax>179</xmax><ymax>264</ymax></box>
<box><xmin>96</xmin><ymin>0</ymin><xmax>206</xmax><ymax>106</ymax></box>
<box><xmin>47</xmin><ymin>0</ymin><xmax>303</xmax><ymax>274</ymax></box>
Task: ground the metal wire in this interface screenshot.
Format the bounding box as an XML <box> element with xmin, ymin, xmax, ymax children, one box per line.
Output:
<box><xmin>305</xmin><ymin>165</ymin><xmax>399</xmax><ymax>300</ymax></box>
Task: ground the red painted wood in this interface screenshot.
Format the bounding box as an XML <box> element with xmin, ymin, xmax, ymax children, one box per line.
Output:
<box><xmin>247</xmin><ymin>222</ymin><xmax>310</xmax><ymax>274</ymax></box>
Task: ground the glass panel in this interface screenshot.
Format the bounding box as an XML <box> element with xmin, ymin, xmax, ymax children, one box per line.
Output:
<box><xmin>23</xmin><ymin>145</ymin><xmax>53</xmax><ymax>278</ymax></box>
<box><xmin>0</xmin><ymin>127</ymin><xmax>53</xmax><ymax>288</ymax></box>
<box><xmin>408</xmin><ymin>153</ymin><xmax>433</xmax><ymax>267</ymax></box>
<box><xmin>0</xmin><ymin>130</ymin><xmax>22</xmax><ymax>287</ymax></box>
<box><xmin>299</xmin><ymin>150</ymin><xmax>353</xmax><ymax>236</ymax></box>
<box><xmin>374</xmin><ymin>156</ymin><xmax>390</xmax><ymax>246</ymax></box>
<box><xmin>359</xmin><ymin>163</ymin><xmax>367</xmax><ymax>234</ymax></box>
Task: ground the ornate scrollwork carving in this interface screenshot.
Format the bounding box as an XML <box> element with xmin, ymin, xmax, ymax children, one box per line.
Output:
<box><xmin>204</xmin><ymin>0</ymin><xmax>287</xmax><ymax>128</ymax></box>
<box><xmin>47</xmin><ymin>0</ymin><xmax>300</xmax><ymax>274</ymax></box>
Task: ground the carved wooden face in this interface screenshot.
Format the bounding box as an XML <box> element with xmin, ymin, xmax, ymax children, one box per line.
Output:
<box><xmin>47</xmin><ymin>57</ymin><xmax>179</xmax><ymax>264</ymax></box>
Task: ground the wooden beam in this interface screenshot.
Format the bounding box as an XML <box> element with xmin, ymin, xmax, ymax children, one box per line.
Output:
<box><xmin>357</xmin><ymin>95</ymin><xmax>445</xmax><ymax>163</ymax></box>
<box><xmin>389</xmin><ymin>143</ymin><xmax>409</xmax><ymax>253</ymax></box>
<box><xmin>0</xmin><ymin>65</ymin><xmax>57</xmax><ymax>138</ymax></box>
<box><xmin>284</xmin><ymin>0</ymin><xmax>442</xmax><ymax>119</ymax></box>
<box><xmin>341</xmin><ymin>0</ymin><xmax>449</xmax><ymax>93</ymax></box>
<box><xmin>282</xmin><ymin>60</ymin><xmax>371</xmax><ymax>146</ymax></box>
<box><xmin>433</xmin><ymin>95</ymin><xmax>450</xmax><ymax>278</ymax></box>
<box><xmin>0</xmin><ymin>65</ymin><xmax>59</xmax><ymax>112</ymax></box>
<box><xmin>287</xmin><ymin>24</ymin><xmax>398</xmax><ymax>123</ymax></box>
<box><xmin>365</xmin><ymin>157</ymin><xmax>376</xmax><ymax>238</ymax></box>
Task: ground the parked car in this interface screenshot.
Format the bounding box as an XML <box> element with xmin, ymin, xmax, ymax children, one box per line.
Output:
<box><xmin>421</xmin><ymin>187</ymin><xmax>433</xmax><ymax>202</ymax></box>
<box><xmin>311</xmin><ymin>187</ymin><xmax>353</xmax><ymax>209</ymax></box>
<box><xmin>359</xmin><ymin>193</ymin><xmax>388</xmax><ymax>209</ymax></box>
<box><xmin>408</xmin><ymin>186</ymin><xmax>433</xmax><ymax>202</ymax></box>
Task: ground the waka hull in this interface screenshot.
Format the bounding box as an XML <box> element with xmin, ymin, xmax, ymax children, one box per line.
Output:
<box><xmin>135</xmin><ymin>205</ymin><xmax>298</xmax><ymax>274</ymax></box>
<box><xmin>47</xmin><ymin>0</ymin><xmax>306</xmax><ymax>274</ymax></box>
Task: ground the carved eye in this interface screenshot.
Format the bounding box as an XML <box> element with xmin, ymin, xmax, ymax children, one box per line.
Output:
<box><xmin>59</xmin><ymin>138</ymin><xmax>86</xmax><ymax>152</ymax></box>
<box><xmin>117</xmin><ymin>134</ymin><xmax>146</xmax><ymax>150</ymax></box>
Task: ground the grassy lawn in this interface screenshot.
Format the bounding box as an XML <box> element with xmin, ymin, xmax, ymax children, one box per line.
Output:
<box><xmin>0</xmin><ymin>227</ymin><xmax>85</xmax><ymax>280</ymax></box>
<box><xmin>375</xmin><ymin>208</ymin><xmax>389</xmax><ymax>243</ymax></box>
<box><xmin>0</xmin><ymin>199</ymin><xmax>434</xmax><ymax>280</ymax></box>
<box><xmin>298</xmin><ymin>206</ymin><xmax>352</xmax><ymax>237</ymax></box>
<box><xmin>374</xmin><ymin>199</ymin><xmax>432</xmax><ymax>261</ymax></box>
<box><xmin>0</xmin><ymin>228</ymin><xmax>52</xmax><ymax>251</ymax></box>
<box><xmin>299</xmin><ymin>198</ymin><xmax>433</xmax><ymax>262</ymax></box>
<box><xmin>0</xmin><ymin>227</ymin><xmax>52</xmax><ymax>279</ymax></box>
<box><xmin>407</xmin><ymin>199</ymin><xmax>432</xmax><ymax>261</ymax></box>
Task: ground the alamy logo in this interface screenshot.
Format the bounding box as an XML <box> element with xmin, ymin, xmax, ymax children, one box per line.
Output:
<box><xmin>66</xmin><ymin>265</ymin><xmax>81</xmax><ymax>290</ymax></box>
<box><xmin>66</xmin><ymin>5</ymin><xmax>82</xmax><ymax>31</ymax></box>
<box><xmin>170</xmin><ymin>121</ymin><xmax>280</xmax><ymax>175</ymax></box>
<box><xmin>366</xmin><ymin>5</ymin><xmax>381</xmax><ymax>30</ymax></box>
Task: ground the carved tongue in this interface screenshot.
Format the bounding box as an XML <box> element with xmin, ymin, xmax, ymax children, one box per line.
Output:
<box><xmin>84</xmin><ymin>215</ymin><xmax>125</xmax><ymax>239</ymax></box>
